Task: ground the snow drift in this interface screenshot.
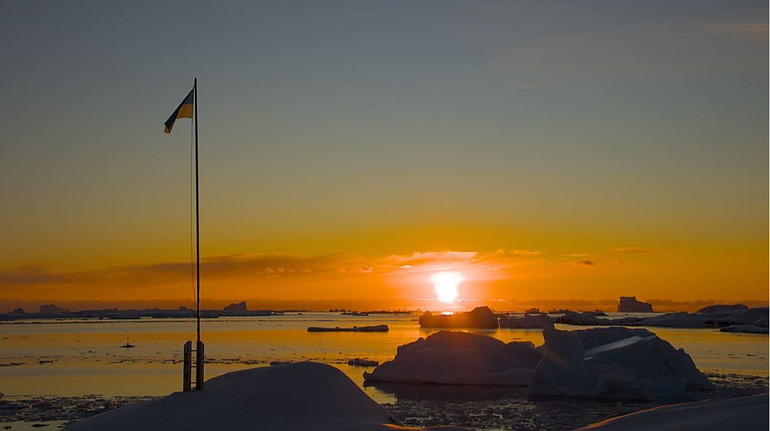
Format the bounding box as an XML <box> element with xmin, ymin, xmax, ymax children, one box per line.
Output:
<box><xmin>576</xmin><ymin>393</ymin><xmax>769</xmax><ymax>430</ymax></box>
<box><xmin>66</xmin><ymin>362</ymin><xmax>407</xmax><ymax>431</ymax></box>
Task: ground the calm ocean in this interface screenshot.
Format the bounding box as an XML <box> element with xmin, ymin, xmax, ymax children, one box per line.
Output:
<box><xmin>2</xmin><ymin>312</ymin><xmax>767</xmax><ymax>404</ymax></box>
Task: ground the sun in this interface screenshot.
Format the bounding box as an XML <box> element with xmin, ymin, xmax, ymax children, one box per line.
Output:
<box><xmin>430</xmin><ymin>271</ymin><xmax>464</xmax><ymax>304</ymax></box>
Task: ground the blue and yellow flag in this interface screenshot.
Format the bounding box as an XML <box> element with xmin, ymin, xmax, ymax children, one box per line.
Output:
<box><xmin>164</xmin><ymin>88</ymin><xmax>194</xmax><ymax>134</ymax></box>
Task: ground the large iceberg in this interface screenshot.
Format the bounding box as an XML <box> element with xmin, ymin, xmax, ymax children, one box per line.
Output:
<box><xmin>530</xmin><ymin>327</ymin><xmax>714</xmax><ymax>401</ymax></box>
<box><xmin>363</xmin><ymin>331</ymin><xmax>541</xmax><ymax>386</ymax></box>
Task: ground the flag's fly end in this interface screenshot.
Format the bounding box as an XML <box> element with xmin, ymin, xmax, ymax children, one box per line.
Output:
<box><xmin>164</xmin><ymin>88</ymin><xmax>194</xmax><ymax>134</ymax></box>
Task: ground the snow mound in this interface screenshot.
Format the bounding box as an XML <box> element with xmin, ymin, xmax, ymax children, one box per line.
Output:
<box><xmin>66</xmin><ymin>362</ymin><xmax>405</xmax><ymax>431</ymax></box>
<box><xmin>530</xmin><ymin>327</ymin><xmax>713</xmax><ymax>401</ymax></box>
<box><xmin>418</xmin><ymin>306</ymin><xmax>499</xmax><ymax>328</ymax></box>
<box><xmin>363</xmin><ymin>331</ymin><xmax>540</xmax><ymax>386</ymax></box>
<box><xmin>499</xmin><ymin>313</ymin><xmax>554</xmax><ymax>328</ymax></box>
<box><xmin>576</xmin><ymin>393</ymin><xmax>769</xmax><ymax>430</ymax></box>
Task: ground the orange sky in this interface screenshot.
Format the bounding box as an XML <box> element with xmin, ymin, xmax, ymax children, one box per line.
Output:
<box><xmin>1</xmin><ymin>2</ymin><xmax>767</xmax><ymax>313</ymax></box>
<box><xmin>1</xmin><ymin>244</ymin><xmax>767</xmax><ymax>313</ymax></box>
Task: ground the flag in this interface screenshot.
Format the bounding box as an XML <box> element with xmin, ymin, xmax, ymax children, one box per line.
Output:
<box><xmin>164</xmin><ymin>88</ymin><xmax>194</xmax><ymax>134</ymax></box>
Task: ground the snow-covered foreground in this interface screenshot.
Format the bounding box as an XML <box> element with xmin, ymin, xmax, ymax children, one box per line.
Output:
<box><xmin>576</xmin><ymin>393</ymin><xmax>769</xmax><ymax>430</ymax></box>
<box><xmin>64</xmin><ymin>362</ymin><xmax>468</xmax><ymax>431</ymax></box>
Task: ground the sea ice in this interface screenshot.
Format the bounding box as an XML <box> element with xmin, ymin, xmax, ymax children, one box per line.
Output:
<box><xmin>499</xmin><ymin>313</ymin><xmax>554</xmax><ymax>329</ymax></box>
<box><xmin>697</xmin><ymin>304</ymin><xmax>749</xmax><ymax>314</ymax></box>
<box><xmin>556</xmin><ymin>311</ymin><xmax>611</xmax><ymax>326</ymax></box>
<box><xmin>719</xmin><ymin>324</ymin><xmax>769</xmax><ymax>334</ymax></box>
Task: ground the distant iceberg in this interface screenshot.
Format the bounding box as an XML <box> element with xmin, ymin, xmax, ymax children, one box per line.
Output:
<box><xmin>617</xmin><ymin>296</ymin><xmax>653</xmax><ymax>312</ymax></box>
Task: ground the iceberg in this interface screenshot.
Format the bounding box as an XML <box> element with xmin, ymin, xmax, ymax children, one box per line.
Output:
<box><xmin>418</xmin><ymin>306</ymin><xmax>499</xmax><ymax>329</ymax></box>
<box><xmin>363</xmin><ymin>331</ymin><xmax>541</xmax><ymax>386</ymax></box>
<box><xmin>617</xmin><ymin>297</ymin><xmax>653</xmax><ymax>312</ymax></box>
<box><xmin>529</xmin><ymin>327</ymin><xmax>713</xmax><ymax>401</ymax></box>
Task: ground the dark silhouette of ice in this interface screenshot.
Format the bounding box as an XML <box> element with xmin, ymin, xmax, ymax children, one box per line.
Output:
<box><xmin>364</xmin><ymin>331</ymin><xmax>540</xmax><ymax>385</ymax></box>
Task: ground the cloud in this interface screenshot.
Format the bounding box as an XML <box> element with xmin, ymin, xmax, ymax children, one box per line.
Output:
<box><xmin>695</xmin><ymin>22</ymin><xmax>768</xmax><ymax>38</ymax></box>
<box><xmin>384</xmin><ymin>251</ymin><xmax>477</xmax><ymax>267</ymax></box>
<box><xmin>0</xmin><ymin>263</ymin><xmax>101</xmax><ymax>286</ymax></box>
<box><xmin>0</xmin><ymin>254</ymin><xmax>356</xmax><ymax>288</ymax></box>
<box><xmin>612</xmin><ymin>247</ymin><xmax>656</xmax><ymax>254</ymax></box>
<box><xmin>0</xmin><ymin>248</ymin><xmax>549</xmax><ymax>291</ymax></box>
<box><xmin>573</xmin><ymin>260</ymin><xmax>596</xmax><ymax>267</ymax></box>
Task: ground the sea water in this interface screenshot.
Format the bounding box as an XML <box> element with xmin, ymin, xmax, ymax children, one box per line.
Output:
<box><xmin>1</xmin><ymin>313</ymin><xmax>767</xmax><ymax>405</ymax></box>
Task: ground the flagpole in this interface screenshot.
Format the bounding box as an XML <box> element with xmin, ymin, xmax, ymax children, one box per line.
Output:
<box><xmin>194</xmin><ymin>77</ymin><xmax>200</xmax><ymax>345</ymax></box>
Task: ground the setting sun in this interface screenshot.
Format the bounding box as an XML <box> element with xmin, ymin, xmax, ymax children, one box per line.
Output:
<box><xmin>430</xmin><ymin>271</ymin><xmax>464</xmax><ymax>304</ymax></box>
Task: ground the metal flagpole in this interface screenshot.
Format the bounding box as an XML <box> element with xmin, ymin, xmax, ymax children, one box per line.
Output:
<box><xmin>176</xmin><ymin>78</ymin><xmax>203</xmax><ymax>391</ymax></box>
<box><xmin>193</xmin><ymin>77</ymin><xmax>204</xmax><ymax>390</ymax></box>
<box><xmin>194</xmin><ymin>77</ymin><xmax>200</xmax><ymax>345</ymax></box>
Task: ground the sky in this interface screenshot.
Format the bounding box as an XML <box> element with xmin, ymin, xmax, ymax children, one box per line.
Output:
<box><xmin>0</xmin><ymin>0</ymin><xmax>767</xmax><ymax>312</ymax></box>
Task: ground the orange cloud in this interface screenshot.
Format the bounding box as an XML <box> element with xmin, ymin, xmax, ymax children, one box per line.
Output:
<box><xmin>611</xmin><ymin>247</ymin><xmax>656</xmax><ymax>254</ymax></box>
<box><xmin>0</xmin><ymin>249</ymin><xmax>548</xmax><ymax>301</ymax></box>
